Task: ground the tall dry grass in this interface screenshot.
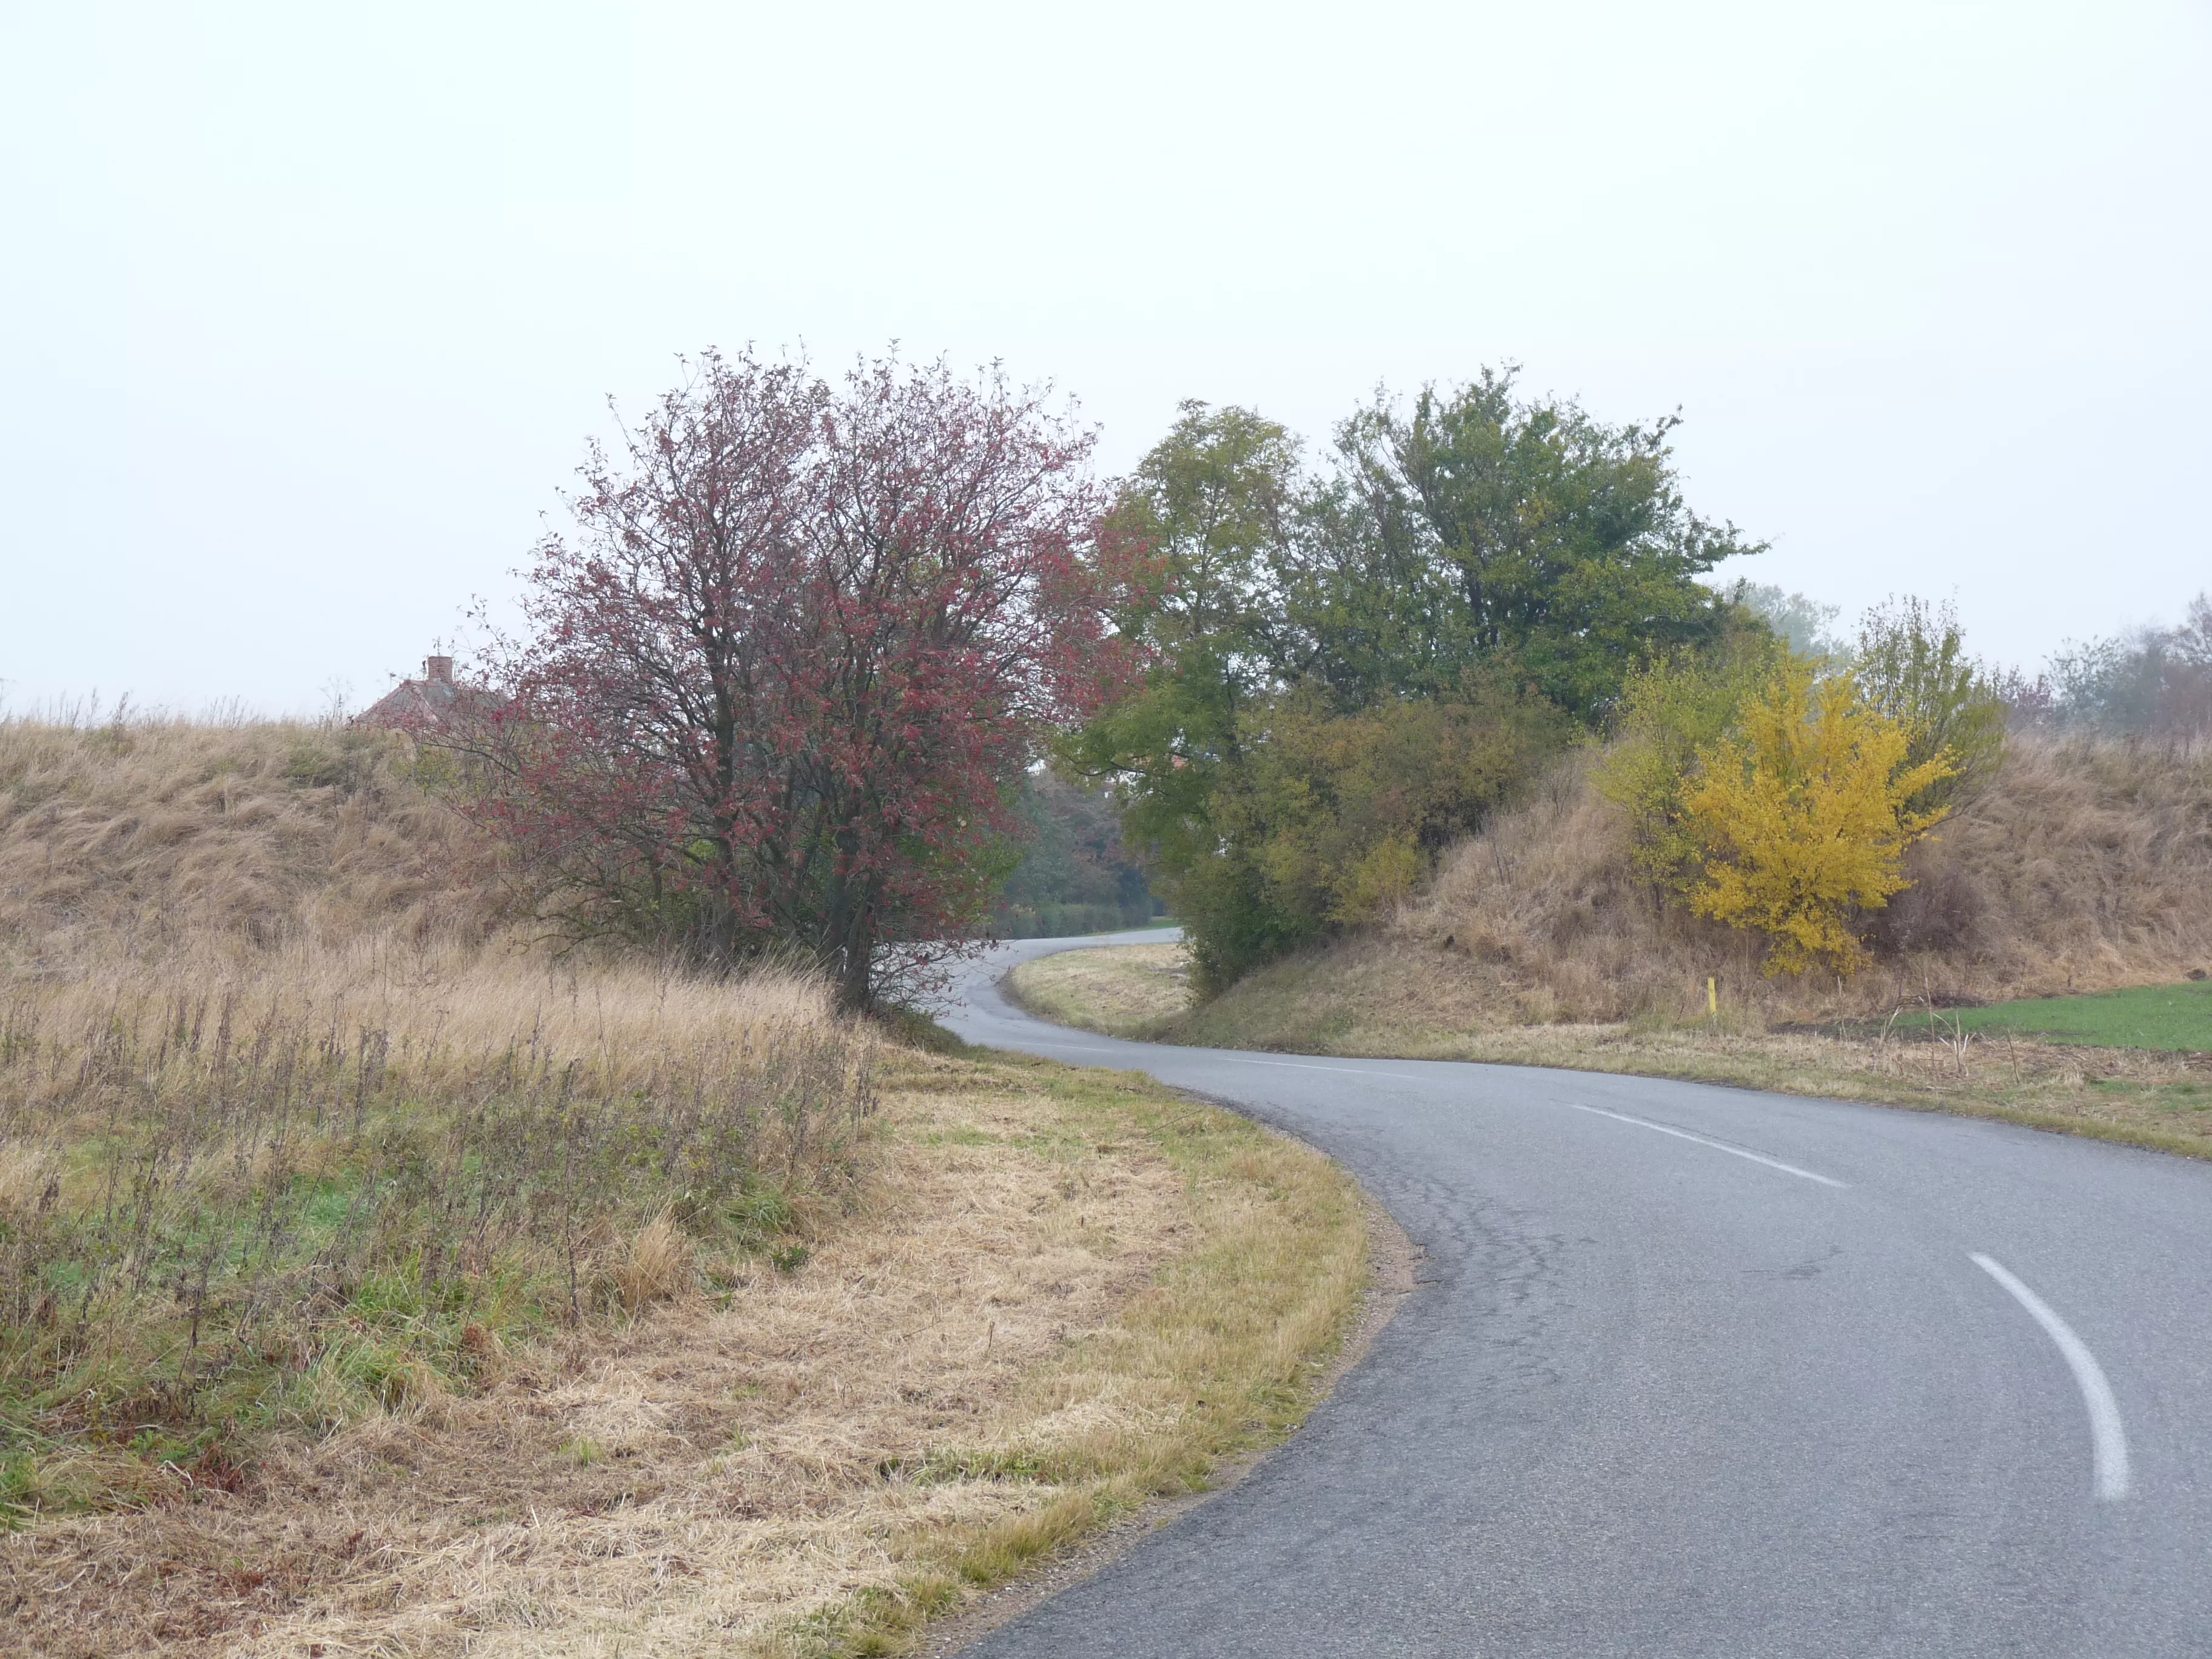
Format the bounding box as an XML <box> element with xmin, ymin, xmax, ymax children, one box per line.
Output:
<box><xmin>0</xmin><ymin>716</ymin><xmax>503</xmax><ymax>965</ymax></box>
<box><xmin>1396</xmin><ymin>734</ymin><xmax>2212</xmax><ymax>1025</ymax></box>
<box><xmin>0</xmin><ymin>717</ymin><xmax>1380</xmax><ymax>1657</ymax></box>
<box><xmin>0</xmin><ymin>720</ymin><xmax>880</xmax><ymax>1525</ymax></box>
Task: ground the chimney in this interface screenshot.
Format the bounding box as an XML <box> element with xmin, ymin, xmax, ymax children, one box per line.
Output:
<box><xmin>425</xmin><ymin>655</ymin><xmax>454</xmax><ymax>685</ymax></box>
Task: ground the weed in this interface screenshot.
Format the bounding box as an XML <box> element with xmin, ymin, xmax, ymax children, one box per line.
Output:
<box><xmin>0</xmin><ymin>951</ymin><xmax>876</xmax><ymax>1512</ymax></box>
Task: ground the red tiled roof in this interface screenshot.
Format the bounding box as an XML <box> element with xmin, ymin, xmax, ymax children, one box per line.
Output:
<box><xmin>354</xmin><ymin>659</ymin><xmax>498</xmax><ymax>729</ymax></box>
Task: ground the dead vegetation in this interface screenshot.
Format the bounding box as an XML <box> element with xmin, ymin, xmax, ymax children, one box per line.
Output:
<box><xmin>0</xmin><ymin>1048</ymin><xmax>1367</xmax><ymax>1658</ymax></box>
<box><xmin>1391</xmin><ymin>734</ymin><xmax>2212</xmax><ymax>1028</ymax></box>
<box><xmin>0</xmin><ymin>941</ymin><xmax>876</xmax><ymax>1525</ymax></box>
<box><xmin>0</xmin><ymin>718</ymin><xmax>1372</xmax><ymax>1655</ymax></box>
<box><xmin>0</xmin><ymin>717</ymin><xmax>506</xmax><ymax>967</ymax></box>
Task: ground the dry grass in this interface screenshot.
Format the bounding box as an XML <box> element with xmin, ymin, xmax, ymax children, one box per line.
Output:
<box><xmin>1010</xmin><ymin>736</ymin><xmax>2212</xmax><ymax>1160</ymax></box>
<box><xmin>1003</xmin><ymin>945</ymin><xmax>1191</xmax><ymax>1038</ymax></box>
<box><xmin>0</xmin><ymin>718</ymin><xmax>1372</xmax><ymax>1655</ymax></box>
<box><xmin>1387</xmin><ymin>734</ymin><xmax>2212</xmax><ymax>1029</ymax></box>
<box><xmin>0</xmin><ymin>717</ymin><xmax>507</xmax><ymax>968</ymax></box>
<box><xmin>4</xmin><ymin>719</ymin><xmax>883</xmax><ymax>1531</ymax></box>
<box><xmin>0</xmin><ymin>1048</ymin><xmax>1368</xmax><ymax>1658</ymax></box>
<box><xmin>0</xmin><ymin>940</ymin><xmax>876</xmax><ymax>1523</ymax></box>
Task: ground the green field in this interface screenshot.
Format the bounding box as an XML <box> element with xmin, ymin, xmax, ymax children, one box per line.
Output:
<box><xmin>1908</xmin><ymin>982</ymin><xmax>2212</xmax><ymax>1053</ymax></box>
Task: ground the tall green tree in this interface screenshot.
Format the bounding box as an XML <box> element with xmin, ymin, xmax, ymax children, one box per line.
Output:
<box><xmin>1299</xmin><ymin>369</ymin><xmax>1759</xmax><ymax>718</ymax></box>
<box><xmin>1062</xmin><ymin>401</ymin><xmax>1299</xmax><ymax>893</ymax></box>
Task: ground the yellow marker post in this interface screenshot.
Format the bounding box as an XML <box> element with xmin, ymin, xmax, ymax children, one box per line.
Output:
<box><xmin>1708</xmin><ymin>976</ymin><xmax>1718</xmax><ymax>1018</ymax></box>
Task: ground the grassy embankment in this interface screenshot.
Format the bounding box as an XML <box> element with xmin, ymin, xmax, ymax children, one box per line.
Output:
<box><xmin>0</xmin><ymin>720</ymin><xmax>1367</xmax><ymax>1657</ymax></box>
<box><xmin>1004</xmin><ymin>944</ymin><xmax>1191</xmax><ymax>1039</ymax></box>
<box><xmin>1008</xmin><ymin>736</ymin><xmax>2212</xmax><ymax>1160</ymax></box>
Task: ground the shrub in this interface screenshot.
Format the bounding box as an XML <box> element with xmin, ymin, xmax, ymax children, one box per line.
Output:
<box><xmin>1594</xmin><ymin>633</ymin><xmax>1783</xmax><ymax>890</ymax></box>
<box><xmin>1408</xmin><ymin>731</ymin><xmax>2212</xmax><ymax>1024</ymax></box>
<box><xmin>1168</xmin><ymin>849</ymin><xmax>1310</xmax><ymax>999</ymax></box>
<box><xmin>1682</xmin><ymin>665</ymin><xmax>1953</xmax><ymax>976</ymax></box>
<box><xmin>1176</xmin><ymin>677</ymin><xmax>1567</xmax><ymax>994</ymax></box>
<box><xmin>1852</xmin><ymin>595</ymin><xmax>2006</xmax><ymax>805</ymax></box>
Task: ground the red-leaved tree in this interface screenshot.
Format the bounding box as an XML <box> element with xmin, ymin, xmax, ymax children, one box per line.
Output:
<box><xmin>451</xmin><ymin>349</ymin><xmax>1144</xmax><ymax>1008</ymax></box>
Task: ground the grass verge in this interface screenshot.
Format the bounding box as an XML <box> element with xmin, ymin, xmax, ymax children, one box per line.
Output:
<box><xmin>1002</xmin><ymin>944</ymin><xmax>1191</xmax><ymax>1039</ymax></box>
<box><xmin>1013</xmin><ymin>940</ymin><xmax>2212</xmax><ymax>1162</ymax></box>
<box><xmin>0</xmin><ymin>1037</ymin><xmax>1368</xmax><ymax>1657</ymax></box>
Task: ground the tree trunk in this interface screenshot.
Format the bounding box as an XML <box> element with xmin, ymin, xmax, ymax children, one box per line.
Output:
<box><xmin>834</xmin><ymin>909</ymin><xmax>874</xmax><ymax>1011</ymax></box>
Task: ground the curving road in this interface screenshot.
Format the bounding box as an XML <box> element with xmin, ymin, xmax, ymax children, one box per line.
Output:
<box><xmin>941</xmin><ymin>930</ymin><xmax>2212</xmax><ymax>1658</ymax></box>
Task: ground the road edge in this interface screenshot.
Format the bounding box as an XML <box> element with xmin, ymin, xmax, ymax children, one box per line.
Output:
<box><xmin>916</xmin><ymin>1114</ymin><xmax>1421</xmax><ymax>1656</ymax></box>
<box><xmin>1007</xmin><ymin>940</ymin><xmax>2212</xmax><ymax>1167</ymax></box>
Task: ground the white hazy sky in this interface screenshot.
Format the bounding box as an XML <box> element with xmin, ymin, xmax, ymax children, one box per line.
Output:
<box><xmin>2</xmin><ymin>1</ymin><xmax>2207</xmax><ymax>714</ymax></box>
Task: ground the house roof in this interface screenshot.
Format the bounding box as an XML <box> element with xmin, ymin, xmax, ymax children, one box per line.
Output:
<box><xmin>354</xmin><ymin>657</ymin><xmax>495</xmax><ymax>729</ymax></box>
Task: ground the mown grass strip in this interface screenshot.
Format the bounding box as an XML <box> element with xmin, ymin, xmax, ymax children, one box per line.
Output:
<box><xmin>1892</xmin><ymin>981</ymin><xmax>2212</xmax><ymax>1053</ymax></box>
<box><xmin>770</xmin><ymin>1049</ymin><xmax>1370</xmax><ymax>1659</ymax></box>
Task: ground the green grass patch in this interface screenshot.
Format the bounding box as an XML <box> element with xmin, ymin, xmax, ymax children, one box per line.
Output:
<box><xmin>1903</xmin><ymin>981</ymin><xmax>2212</xmax><ymax>1053</ymax></box>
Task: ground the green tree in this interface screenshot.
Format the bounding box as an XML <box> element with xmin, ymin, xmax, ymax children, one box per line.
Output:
<box><xmin>1074</xmin><ymin>374</ymin><xmax>1766</xmax><ymax>995</ymax></box>
<box><xmin>1275</xmin><ymin>458</ymin><xmax>1467</xmax><ymax>710</ymax></box>
<box><xmin>1303</xmin><ymin>369</ymin><xmax>1761</xmax><ymax>719</ymax></box>
<box><xmin>1061</xmin><ymin>401</ymin><xmax>1299</xmax><ymax>920</ymax></box>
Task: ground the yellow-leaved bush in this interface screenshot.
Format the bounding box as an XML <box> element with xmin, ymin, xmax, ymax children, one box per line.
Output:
<box><xmin>1683</xmin><ymin>664</ymin><xmax>1955</xmax><ymax>976</ymax></box>
<box><xmin>1594</xmin><ymin>634</ymin><xmax>1783</xmax><ymax>887</ymax></box>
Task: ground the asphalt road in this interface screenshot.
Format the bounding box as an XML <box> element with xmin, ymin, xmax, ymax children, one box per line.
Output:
<box><xmin>941</xmin><ymin>930</ymin><xmax>2212</xmax><ymax>1658</ymax></box>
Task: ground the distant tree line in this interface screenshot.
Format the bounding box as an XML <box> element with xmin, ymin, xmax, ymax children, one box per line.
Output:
<box><xmin>2014</xmin><ymin>595</ymin><xmax>2212</xmax><ymax>737</ymax></box>
<box><xmin>993</xmin><ymin>774</ymin><xmax>1162</xmax><ymax>939</ymax></box>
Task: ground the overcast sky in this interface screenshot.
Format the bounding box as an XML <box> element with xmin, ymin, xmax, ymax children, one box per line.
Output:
<box><xmin>3</xmin><ymin>1</ymin><xmax>2206</xmax><ymax>715</ymax></box>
